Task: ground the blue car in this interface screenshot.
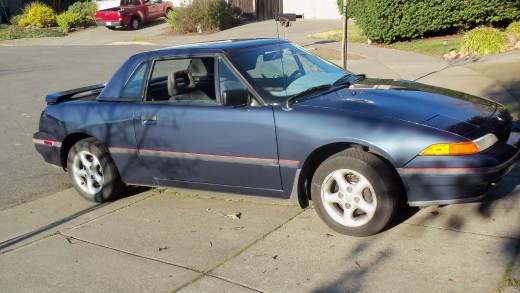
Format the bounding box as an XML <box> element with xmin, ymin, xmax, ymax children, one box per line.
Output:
<box><xmin>34</xmin><ymin>39</ymin><xmax>519</xmax><ymax>236</ymax></box>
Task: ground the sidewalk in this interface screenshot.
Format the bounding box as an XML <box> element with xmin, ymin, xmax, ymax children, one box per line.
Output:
<box><xmin>1</xmin><ymin>19</ymin><xmax>520</xmax><ymax>292</ymax></box>
<box><xmin>1</xmin><ymin>167</ymin><xmax>519</xmax><ymax>292</ymax></box>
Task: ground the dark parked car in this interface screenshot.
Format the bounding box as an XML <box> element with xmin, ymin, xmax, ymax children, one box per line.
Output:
<box><xmin>34</xmin><ymin>39</ymin><xmax>519</xmax><ymax>236</ymax></box>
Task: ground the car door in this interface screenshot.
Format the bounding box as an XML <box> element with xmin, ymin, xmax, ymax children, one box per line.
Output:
<box><xmin>133</xmin><ymin>56</ymin><xmax>282</xmax><ymax>190</ymax></box>
<box><xmin>143</xmin><ymin>0</ymin><xmax>158</xmax><ymax>19</ymax></box>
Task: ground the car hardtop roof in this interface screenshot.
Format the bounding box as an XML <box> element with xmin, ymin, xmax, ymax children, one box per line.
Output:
<box><xmin>131</xmin><ymin>38</ymin><xmax>290</xmax><ymax>60</ymax></box>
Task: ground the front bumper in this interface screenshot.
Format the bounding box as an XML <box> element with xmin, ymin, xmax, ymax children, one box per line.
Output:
<box><xmin>399</xmin><ymin>130</ymin><xmax>519</xmax><ymax>207</ymax></box>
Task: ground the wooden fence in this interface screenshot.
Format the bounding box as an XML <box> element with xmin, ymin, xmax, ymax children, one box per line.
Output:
<box><xmin>229</xmin><ymin>0</ymin><xmax>283</xmax><ymax>21</ymax></box>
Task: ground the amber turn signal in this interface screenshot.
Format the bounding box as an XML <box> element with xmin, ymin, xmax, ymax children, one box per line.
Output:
<box><xmin>420</xmin><ymin>142</ymin><xmax>479</xmax><ymax>156</ymax></box>
<box><xmin>420</xmin><ymin>134</ymin><xmax>499</xmax><ymax>156</ymax></box>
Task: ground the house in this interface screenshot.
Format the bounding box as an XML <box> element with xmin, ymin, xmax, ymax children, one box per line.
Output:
<box><xmin>229</xmin><ymin>0</ymin><xmax>342</xmax><ymax>20</ymax></box>
<box><xmin>283</xmin><ymin>0</ymin><xmax>341</xmax><ymax>19</ymax></box>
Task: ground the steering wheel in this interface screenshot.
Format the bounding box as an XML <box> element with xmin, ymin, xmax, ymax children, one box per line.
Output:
<box><xmin>287</xmin><ymin>69</ymin><xmax>305</xmax><ymax>85</ymax></box>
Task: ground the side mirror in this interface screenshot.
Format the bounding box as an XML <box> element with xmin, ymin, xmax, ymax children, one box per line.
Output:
<box><xmin>222</xmin><ymin>89</ymin><xmax>249</xmax><ymax>106</ymax></box>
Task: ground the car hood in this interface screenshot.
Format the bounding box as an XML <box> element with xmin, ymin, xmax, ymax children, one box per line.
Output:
<box><xmin>299</xmin><ymin>79</ymin><xmax>499</xmax><ymax>138</ymax></box>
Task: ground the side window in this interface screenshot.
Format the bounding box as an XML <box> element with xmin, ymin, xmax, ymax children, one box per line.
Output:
<box><xmin>120</xmin><ymin>62</ymin><xmax>148</xmax><ymax>100</ymax></box>
<box><xmin>218</xmin><ymin>58</ymin><xmax>246</xmax><ymax>97</ymax></box>
<box><xmin>146</xmin><ymin>57</ymin><xmax>216</xmax><ymax>106</ymax></box>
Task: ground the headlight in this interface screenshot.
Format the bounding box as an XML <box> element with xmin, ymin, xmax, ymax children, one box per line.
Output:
<box><xmin>420</xmin><ymin>133</ymin><xmax>498</xmax><ymax>156</ymax></box>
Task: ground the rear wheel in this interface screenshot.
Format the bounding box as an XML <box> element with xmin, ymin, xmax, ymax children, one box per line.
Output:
<box><xmin>67</xmin><ymin>138</ymin><xmax>124</xmax><ymax>202</ymax></box>
<box><xmin>311</xmin><ymin>149</ymin><xmax>397</xmax><ymax>236</ymax></box>
<box><xmin>130</xmin><ymin>17</ymin><xmax>140</xmax><ymax>30</ymax></box>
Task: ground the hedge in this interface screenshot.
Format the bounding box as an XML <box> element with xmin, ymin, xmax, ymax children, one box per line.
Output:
<box><xmin>348</xmin><ymin>0</ymin><xmax>520</xmax><ymax>43</ymax></box>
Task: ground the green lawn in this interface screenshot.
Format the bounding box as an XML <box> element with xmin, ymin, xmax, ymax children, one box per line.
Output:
<box><xmin>309</xmin><ymin>25</ymin><xmax>463</xmax><ymax>57</ymax></box>
<box><xmin>387</xmin><ymin>36</ymin><xmax>462</xmax><ymax>57</ymax></box>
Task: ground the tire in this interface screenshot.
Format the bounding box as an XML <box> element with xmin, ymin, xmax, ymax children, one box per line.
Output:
<box><xmin>106</xmin><ymin>26</ymin><xmax>116</xmax><ymax>30</ymax></box>
<box><xmin>311</xmin><ymin>149</ymin><xmax>397</xmax><ymax>237</ymax></box>
<box><xmin>67</xmin><ymin>138</ymin><xmax>124</xmax><ymax>203</ymax></box>
<box><xmin>130</xmin><ymin>17</ymin><xmax>140</xmax><ymax>30</ymax></box>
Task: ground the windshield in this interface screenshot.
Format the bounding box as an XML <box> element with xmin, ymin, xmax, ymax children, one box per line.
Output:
<box><xmin>227</xmin><ymin>42</ymin><xmax>350</xmax><ymax>104</ymax></box>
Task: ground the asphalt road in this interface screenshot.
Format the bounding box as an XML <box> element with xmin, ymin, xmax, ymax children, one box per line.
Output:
<box><xmin>0</xmin><ymin>19</ymin><xmax>343</xmax><ymax>211</ymax></box>
<box><xmin>0</xmin><ymin>45</ymin><xmax>159</xmax><ymax>210</ymax></box>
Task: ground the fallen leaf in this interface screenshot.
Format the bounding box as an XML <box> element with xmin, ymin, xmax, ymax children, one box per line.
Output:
<box><xmin>262</xmin><ymin>270</ymin><xmax>267</xmax><ymax>273</ymax></box>
<box><xmin>355</xmin><ymin>261</ymin><xmax>360</xmax><ymax>267</ymax></box>
<box><xmin>273</xmin><ymin>255</ymin><xmax>278</xmax><ymax>259</ymax></box>
<box><xmin>232</xmin><ymin>226</ymin><xmax>244</xmax><ymax>230</ymax></box>
<box><xmin>65</xmin><ymin>237</ymin><xmax>73</xmax><ymax>244</ymax></box>
<box><xmin>414</xmin><ymin>248</ymin><xmax>421</xmax><ymax>252</ymax></box>
<box><xmin>224</xmin><ymin>212</ymin><xmax>242</xmax><ymax>219</ymax></box>
<box><xmin>325</xmin><ymin>233</ymin><xmax>334</xmax><ymax>237</ymax></box>
<box><xmin>209</xmin><ymin>241</ymin><xmax>213</xmax><ymax>247</ymax></box>
<box><xmin>430</xmin><ymin>211</ymin><xmax>440</xmax><ymax>216</ymax></box>
<box><xmin>254</xmin><ymin>253</ymin><xmax>267</xmax><ymax>257</ymax></box>
<box><xmin>159</xmin><ymin>247</ymin><xmax>169</xmax><ymax>251</ymax></box>
<box><xmin>206</xmin><ymin>208</ymin><xmax>211</xmax><ymax>211</ymax></box>
<box><xmin>448</xmin><ymin>278</ymin><xmax>454</xmax><ymax>282</ymax></box>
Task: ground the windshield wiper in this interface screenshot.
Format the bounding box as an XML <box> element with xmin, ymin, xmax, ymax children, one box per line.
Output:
<box><xmin>333</xmin><ymin>74</ymin><xmax>352</xmax><ymax>85</ymax></box>
<box><xmin>333</xmin><ymin>73</ymin><xmax>366</xmax><ymax>86</ymax></box>
<box><xmin>284</xmin><ymin>84</ymin><xmax>332</xmax><ymax>111</ymax></box>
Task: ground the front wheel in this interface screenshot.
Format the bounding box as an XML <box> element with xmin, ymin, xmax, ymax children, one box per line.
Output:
<box><xmin>67</xmin><ymin>138</ymin><xmax>124</xmax><ymax>202</ymax></box>
<box><xmin>311</xmin><ymin>149</ymin><xmax>397</xmax><ymax>237</ymax></box>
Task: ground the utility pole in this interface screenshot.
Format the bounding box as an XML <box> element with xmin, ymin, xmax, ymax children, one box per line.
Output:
<box><xmin>341</xmin><ymin>0</ymin><xmax>349</xmax><ymax>69</ymax></box>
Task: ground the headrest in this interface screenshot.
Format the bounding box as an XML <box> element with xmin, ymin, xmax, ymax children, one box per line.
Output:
<box><xmin>168</xmin><ymin>70</ymin><xmax>196</xmax><ymax>96</ymax></box>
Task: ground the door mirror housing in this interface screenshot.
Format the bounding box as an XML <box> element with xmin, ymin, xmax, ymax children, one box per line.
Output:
<box><xmin>221</xmin><ymin>89</ymin><xmax>250</xmax><ymax>106</ymax></box>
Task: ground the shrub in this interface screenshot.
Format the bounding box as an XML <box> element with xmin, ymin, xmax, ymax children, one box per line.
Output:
<box><xmin>9</xmin><ymin>14</ymin><xmax>24</xmax><ymax>25</ymax></box>
<box><xmin>10</xmin><ymin>1</ymin><xmax>41</xmax><ymax>27</ymax></box>
<box><xmin>57</xmin><ymin>11</ymin><xmax>80</xmax><ymax>29</ymax></box>
<box><xmin>506</xmin><ymin>21</ymin><xmax>520</xmax><ymax>38</ymax></box>
<box><xmin>26</xmin><ymin>2</ymin><xmax>56</xmax><ymax>27</ymax></box>
<box><xmin>349</xmin><ymin>0</ymin><xmax>520</xmax><ymax>43</ymax></box>
<box><xmin>0</xmin><ymin>25</ymin><xmax>65</xmax><ymax>39</ymax></box>
<box><xmin>460</xmin><ymin>27</ymin><xmax>507</xmax><ymax>55</ymax></box>
<box><xmin>18</xmin><ymin>18</ymin><xmax>30</xmax><ymax>27</ymax></box>
<box><xmin>173</xmin><ymin>0</ymin><xmax>241</xmax><ymax>33</ymax></box>
<box><xmin>67</xmin><ymin>1</ymin><xmax>97</xmax><ymax>26</ymax></box>
<box><xmin>165</xmin><ymin>9</ymin><xmax>176</xmax><ymax>30</ymax></box>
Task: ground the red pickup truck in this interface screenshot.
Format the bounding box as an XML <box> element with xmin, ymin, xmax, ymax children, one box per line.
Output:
<box><xmin>95</xmin><ymin>0</ymin><xmax>173</xmax><ymax>30</ymax></box>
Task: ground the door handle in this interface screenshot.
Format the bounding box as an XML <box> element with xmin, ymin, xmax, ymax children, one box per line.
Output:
<box><xmin>139</xmin><ymin>115</ymin><xmax>157</xmax><ymax>125</ymax></box>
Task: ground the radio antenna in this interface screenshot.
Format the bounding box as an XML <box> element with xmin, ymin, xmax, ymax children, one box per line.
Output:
<box><xmin>274</xmin><ymin>15</ymin><xmax>290</xmax><ymax>109</ymax></box>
